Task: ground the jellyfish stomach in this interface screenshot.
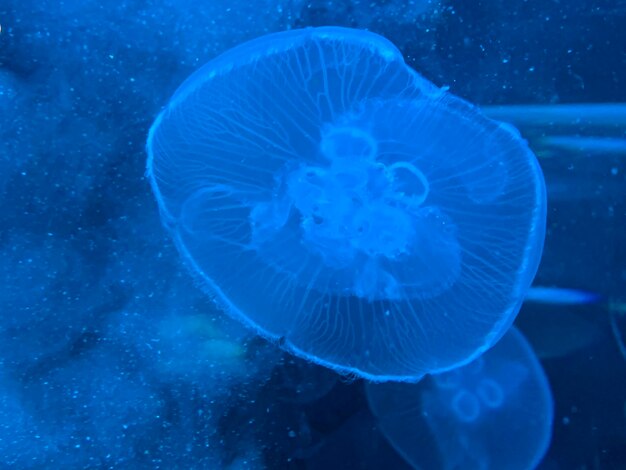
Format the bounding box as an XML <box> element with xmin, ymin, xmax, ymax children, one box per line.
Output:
<box><xmin>287</xmin><ymin>151</ymin><xmax>429</xmax><ymax>266</ymax></box>
<box><xmin>247</xmin><ymin>125</ymin><xmax>460</xmax><ymax>301</ymax></box>
<box><xmin>287</xmin><ymin>126</ymin><xmax>441</xmax><ymax>300</ymax></box>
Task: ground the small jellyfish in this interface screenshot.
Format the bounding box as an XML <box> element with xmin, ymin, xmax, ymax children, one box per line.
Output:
<box><xmin>366</xmin><ymin>327</ymin><xmax>554</xmax><ymax>469</ymax></box>
<box><xmin>147</xmin><ymin>27</ymin><xmax>546</xmax><ymax>381</ymax></box>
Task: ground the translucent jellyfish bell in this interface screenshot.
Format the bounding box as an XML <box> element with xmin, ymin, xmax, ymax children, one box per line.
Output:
<box><xmin>366</xmin><ymin>327</ymin><xmax>554</xmax><ymax>469</ymax></box>
<box><xmin>147</xmin><ymin>27</ymin><xmax>547</xmax><ymax>381</ymax></box>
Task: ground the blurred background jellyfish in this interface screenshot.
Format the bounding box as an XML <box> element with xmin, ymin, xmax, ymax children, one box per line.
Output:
<box><xmin>147</xmin><ymin>27</ymin><xmax>547</xmax><ymax>381</ymax></box>
<box><xmin>483</xmin><ymin>102</ymin><xmax>626</xmax><ymax>158</ymax></box>
<box><xmin>366</xmin><ymin>327</ymin><xmax>554</xmax><ymax>469</ymax></box>
<box><xmin>104</xmin><ymin>280</ymin><xmax>277</xmax><ymax>393</ymax></box>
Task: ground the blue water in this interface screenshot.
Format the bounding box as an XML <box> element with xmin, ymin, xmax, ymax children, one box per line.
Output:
<box><xmin>1</xmin><ymin>0</ymin><xmax>625</xmax><ymax>468</ymax></box>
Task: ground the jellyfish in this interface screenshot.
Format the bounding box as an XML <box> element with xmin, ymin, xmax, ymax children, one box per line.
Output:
<box><xmin>482</xmin><ymin>103</ymin><xmax>626</xmax><ymax>129</ymax></box>
<box><xmin>482</xmin><ymin>103</ymin><xmax>626</xmax><ymax>157</ymax></box>
<box><xmin>538</xmin><ymin>135</ymin><xmax>626</xmax><ymax>155</ymax></box>
<box><xmin>366</xmin><ymin>327</ymin><xmax>554</xmax><ymax>469</ymax></box>
<box><xmin>525</xmin><ymin>286</ymin><xmax>601</xmax><ymax>305</ymax></box>
<box><xmin>147</xmin><ymin>27</ymin><xmax>546</xmax><ymax>381</ymax></box>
